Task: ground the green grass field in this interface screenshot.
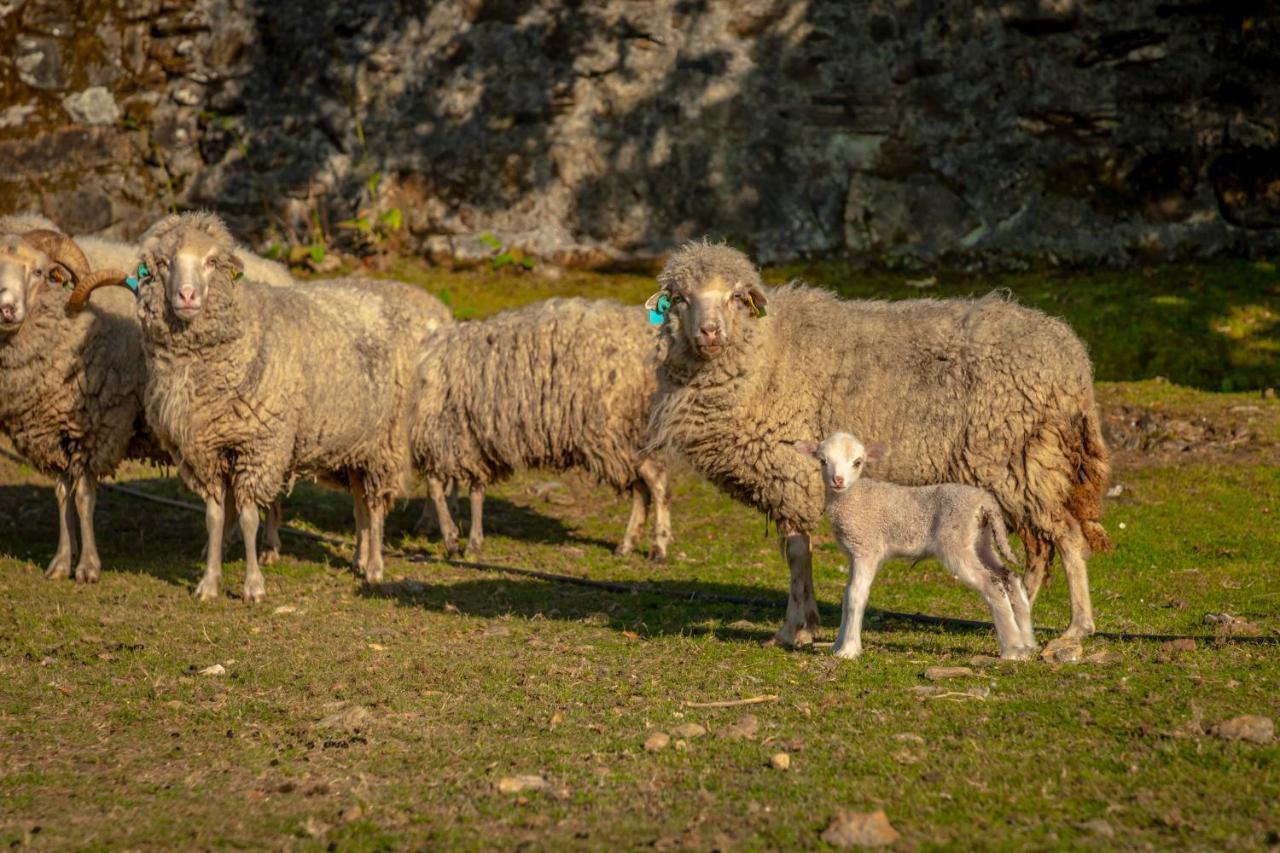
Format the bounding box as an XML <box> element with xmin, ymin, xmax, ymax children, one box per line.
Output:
<box><xmin>1</xmin><ymin>260</ymin><xmax>1277</xmax><ymax>849</ymax></box>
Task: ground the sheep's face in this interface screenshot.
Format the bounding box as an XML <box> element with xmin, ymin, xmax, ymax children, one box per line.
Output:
<box><xmin>0</xmin><ymin>237</ymin><xmax>57</xmax><ymax>334</ymax></box>
<box><xmin>794</xmin><ymin>432</ymin><xmax>883</xmax><ymax>494</ymax></box>
<box><xmin>650</xmin><ymin>244</ymin><xmax>768</xmax><ymax>361</ymax></box>
<box><xmin>152</xmin><ymin>231</ymin><xmax>242</xmax><ymax>323</ymax></box>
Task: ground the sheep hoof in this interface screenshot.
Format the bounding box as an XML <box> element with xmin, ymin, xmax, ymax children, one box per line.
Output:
<box><xmin>193</xmin><ymin>579</ymin><xmax>221</xmax><ymax>602</ymax></box>
<box><xmin>768</xmin><ymin>626</ymin><xmax>815</xmax><ymax>649</ymax></box>
<box><xmin>614</xmin><ymin>543</ymin><xmax>634</xmax><ymax>558</ymax></box>
<box><xmin>1001</xmin><ymin>646</ymin><xmax>1036</xmax><ymax>661</ymax></box>
<box><xmin>73</xmin><ymin>559</ymin><xmax>101</xmax><ymax>584</ymax></box>
<box><xmin>832</xmin><ymin>644</ymin><xmax>862</xmax><ymax>660</ymax></box>
<box><xmin>1060</xmin><ymin>622</ymin><xmax>1095</xmax><ymax>640</ymax></box>
<box><xmin>259</xmin><ymin>549</ymin><xmax>280</xmax><ymax>566</ymax></box>
<box><xmin>242</xmin><ymin>584</ymin><xmax>266</xmax><ymax>604</ymax></box>
<box><xmin>647</xmin><ymin>551</ymin><xmax>668</xmax><ymax>564</ymax></box>
<box><xmin>44</xmin><ymin>556</ymin><xmax>72</xmax><ymax>580</ymax></box>
<box><xmin>466</xmin><ymin>537</ymin><xmax>484</xmax><ymax>555</ymax></box>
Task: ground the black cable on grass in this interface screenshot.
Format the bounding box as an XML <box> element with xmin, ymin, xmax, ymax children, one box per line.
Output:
<box><xmin>3</xmin><ymin>449</ymin><xmax>1274</xmax><ymax>646</ymax></box>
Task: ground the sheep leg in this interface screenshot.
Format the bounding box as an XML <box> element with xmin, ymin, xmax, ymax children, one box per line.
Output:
<box><xmin>951</xmin><ymin>548</ymin><xmax>1028</xmax><ymax>660</ymax></box>
<box><xmin>194</xmin><ymin>483</ymin><xmax>227</xmax><ymax>602</ymax></box>
<box><xmin>71</xmin><ymin>472</ymin><xmax>102</xmax><ymax>584</ymax></box>
<box><xmin>363</xmin><ymin>496</ymin><xmax>386</xmax><ymax>584</ymax></box>
<box><xmin>44</xmin><ymin>473</ymin><xmax>76</xmax><ymax>580</ymax></box>
<box><xmin>350</xmin><ymin>479</ymin><xmax>371</xmax><ymax>575</ymax></box>
<box><xmin>260</xmin><ymin>499</ymin><xmax>282</xmax><ymax>566</ymax></box>
<box><xmin>1019</xmin><ymin>527</ymin><xmax>1055</xmax><ymax>604</ymax></box>
<box><xmin>772</xmin><ymin>529</ymin><xmax>819</xmax><ymax>648</ymax></box>
<box><xmin>238</xmin><ymin>501</ymin><xmax>266</xmax><ymax>604</ymax></box>
<box><xmin>638</xmin><ymin>457</ymin><xmax>672</xmax><ymax>563</ymax></box>
<box><xmin>427</xmin><ymin>477</ymin><xmax>461</xmax><ymax>557</ymax></box>
<box><xmin>832</xmin><ymin>555</ymin><xmax>880</xmax><ymax>659</ymax></box>
<box><xmin>1055</xmin><ymin>520</ymin><xmax>1096</xmax><ymax>640</ymax></box>
<box><xmin>977</xmin><ymin>530</ymin><xmax>1037</xmax><ymax>653</ymax></box>
<box><xmin>615</xmin><ymin>484</ymin><xmax>647</xmax><ymax>558</ymax></box>
<box><xmin>465</xmin><ymin>485</ymin><xmax>485</xmax><ymax>555</ymax></box>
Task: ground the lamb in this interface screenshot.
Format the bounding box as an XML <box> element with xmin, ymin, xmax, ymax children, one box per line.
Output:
<box><xmin>0</xmin><ymin>212</ymin><xmax>295</xmax><ymax>288</ymax></box>
<box><xmin>71</xmin><ymin>212</ymin><xmax>416</xmax><ymax>602</ymax></box>
<box><xmin>0</xmin><ymin>228</ymin><xmax>156</xmax><ymax>582</ymax></box>
<box><xmin>645</xmin><ymin>243</ymin><xmax>1110</xmax><ymax>647</ymax></box>
<box><xmin>411</xmin><ymin>297</ymin><xmax>671</xmax><ymax>560</ymax></box>
<box><xmin>796</xmin><ymin>432</ymin><xmax>1037</xmax><ymax>660</ymax></box>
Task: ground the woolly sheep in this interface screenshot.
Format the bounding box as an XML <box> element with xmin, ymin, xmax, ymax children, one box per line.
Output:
<box><xmin>0</xmin><ymin>228</ymin><xmax>156</xmax><ymax>582</ymax></box>
<box><xmin>411</xmin><ymin>297</ymin><xmax>671</xmax><ymax>560</ymax></box>
<box><xmin>645</xmin><ymin>243</ymin><xmax>1110</xmax><ymax>647</ymax></box>
<box><xmin>796</xmin><ymin>432</ymin><xmax>1037</xmax><ymax>660</ymax></box>
<box><xmin>72</xmin><ymin>212</ymin><xmax>417</xmax><ymax>602</ymax></box>
<box><xmin>0</xmin><ymin>212</ymin><xmax>295</xmax><ymax>288</ymax></box>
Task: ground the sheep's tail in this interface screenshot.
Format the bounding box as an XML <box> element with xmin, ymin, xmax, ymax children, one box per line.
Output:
<box><xmin>979</xmin><ymin>501</ymin><xmax>1021</xmax><ymax>568</ymax></box>
<box><xmin>1066</xmin><ymin>406</ymin><xmax>1114</xmax><ymax>556</ymax></box>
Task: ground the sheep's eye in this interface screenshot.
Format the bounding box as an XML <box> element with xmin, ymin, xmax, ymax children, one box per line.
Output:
<box><xmin>206</xmin><ymin>256</ymin><xmax>217</xmax><ymax>268</ymax></box>
<box><xmin>854</xmin><ymin>459</ymin><xmax>863</xmax><ymax>467</ymax></box>
<box><xmin>817</xmin><ymin>457</ymin><xmax>827</xmax><ymax>466</ymax></box>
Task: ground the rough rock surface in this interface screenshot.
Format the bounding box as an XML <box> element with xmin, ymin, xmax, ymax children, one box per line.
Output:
<box><xmin>2</xmin><ymin>1</ymin><xmax>1278</xmax><ymax>265</ymax></box>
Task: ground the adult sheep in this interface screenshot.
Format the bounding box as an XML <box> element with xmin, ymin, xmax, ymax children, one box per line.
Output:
<box><xmin>645</xmin><ymin>243</ymin><xmax>1110</xmax><ymax>647</ymax></box>
<box><xmin>412</xmin><ymin>298</ymin><xmax>671</xmax><ymax>560</ymax></box>
<box><xmin>70</xmin><ymin>212</ymin><xmax>416</xmax><ymax>602</ymax></box>
<box><xmin>0</xmin><ymin>228</ymin><xmax>155</xmax><ymax>581</ymax></box>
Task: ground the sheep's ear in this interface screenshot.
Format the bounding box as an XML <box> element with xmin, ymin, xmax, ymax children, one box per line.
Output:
<box><xmin>793</xmin><ymin>440</ymin><xmax>819</xmax><ymax>458</ymax></box>
<box><xmin>737</xmin><ymin>283</ymin><xmax>768</xmax><ymax>317</ymax></box>
<box><xmin>224</xmin><ymin>252</ymin><xmax>246</xmax><ymax>277</ymax></box>
<box><xmin>865</xmin><ymin>444</ymin><xmax>887</xmax><ymax>462</ymax></box>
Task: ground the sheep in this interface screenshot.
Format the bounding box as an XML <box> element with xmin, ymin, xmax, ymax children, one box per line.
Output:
<box><xmin>0</xmin><ymin>212</ymin><xmax>295</xmax><ymax>288</ymax></box>
<box><xmin>645</xmin><ymin>243</ymin><xmax>1110</xmax><ymax>647</ymax></box>
<box><xmin>70</xmin><ymin>212</ymin><xmax>416</xmax><ymax>602</ymax></box>
<box><xmin>795</xmin><ymin>432</ymin><xmax>1037</xmax><ymax>660</ymax></box>
<box><xmin>0</xmin><ymin>228</ymin><xmax>156</xmax><ymax>582</ymax></box>
<box><xmin>411</xmin><ymin>297</ymin><xmax>672</xmax><ymax>560</ymax></box>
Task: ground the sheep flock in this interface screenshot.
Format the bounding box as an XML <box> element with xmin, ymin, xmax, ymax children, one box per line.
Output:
<box><xmin>0</xmin><ymin>212</ymin><xmax>1113</xmax><ymax>659</ymax></box>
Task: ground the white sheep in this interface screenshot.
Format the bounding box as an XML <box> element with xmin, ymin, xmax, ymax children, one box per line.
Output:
<box><xmin>796</xmin><ymin>432</ymin><xmax>1038</xmax><ymax>660</ymax></box>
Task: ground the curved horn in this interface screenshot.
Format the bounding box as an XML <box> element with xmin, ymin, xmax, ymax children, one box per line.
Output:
<box><xmin>21</xmin><ymin>230</ymin><xmax>91</xmax><ymax>282</ymax></box>
<box><xmin>66</xmin><ymin>269</ymin><xmax>132</xmax><ymax>312</ymax></box>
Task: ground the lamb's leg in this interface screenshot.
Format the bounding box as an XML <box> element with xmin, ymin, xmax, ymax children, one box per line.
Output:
<box><xmin>954</xmin><ymin>550</ymin><xmax>1028</xmax><ymax>660</ymax></box>
<box><xmin>427</xmin><ymin>477</ymin><xmax>461</xmax><ymax>557</ymax></box>
<box><xmin>614</xmin><ymin>484</ymin><xmax>647</xmax><ymax>557</ymax></box>
<box><xmin>465</xmin><ymin>485</ymin><xmax>485</xmax><ymax>555</ymax></box>
<box><xmin>238</xmin><ymin>501</ymin><xmax>265</xmax><ymax>604</ymax></box>
<box><xmin>363</xmin><ymin>493</ymin><xmax>386</xmax><ymax>584</ymax></box>
<box><xmin>772</xmin><ymin>528</ymin><xmax>819</xmax><ymax>648</ymax></box>
<box><xmin>832</xmin><ymin>556</ymin><xmax>880</xmax><ymax>659</ymax></box>
<box><xmin>259</xmin><ymin>499</ymin><xmax>282</xmax><ymax>566</ymax></box>
<box><xmin>977</xmin><ymin>530</ymin><xmax>1037</xmax><ymax>654</ymax></box>
<box><xmin>638</xmin><ymin>457</ymin><xmax>672</xmax><ymax>563</ymax></box>
<box><xmin>1019</xmin><ymin>527</ymin><xmax>1055</xmax><ymax>604</ymax></box>
<box><xmin>1055</xmin><ymin>520</ymin><xmax>1096</xmax><ymax>640</ymax></box>
<box><xmin>45</xmin><ymin>473</ymin><xmax>76</xmax><ymax>580</ymax></box>
<box><xmin>194</xmin><ymin>483</ymin><xmax>227</xmax><ymax>602</ymax></box>
<box><xmin>71</xmin><ymin>472</ymin><xmax>101</xmax><ymax>584</ymax></box>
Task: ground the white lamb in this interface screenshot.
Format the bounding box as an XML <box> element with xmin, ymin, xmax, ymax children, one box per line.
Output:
<box><xmin>795</xmin><ymin>432</ymin><xmax>1038</xmax><ymax>661</ymax></box>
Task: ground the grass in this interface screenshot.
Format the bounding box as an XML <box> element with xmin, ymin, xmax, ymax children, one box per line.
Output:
<box><xmin>2</xmin><ymin>261</ymin><xmax>1279</xmax><ymax>849</ymax></box>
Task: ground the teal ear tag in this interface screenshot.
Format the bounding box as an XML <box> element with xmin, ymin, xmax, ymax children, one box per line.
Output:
<box><xmin>647</xmin><ymin>293</ymin><xmax>671</xmax><ymax>325</ymax></box>
<box><xmin>125</xmin><ymin>262</ymin><xmax>149</xmax><ymax>293</ymax></box>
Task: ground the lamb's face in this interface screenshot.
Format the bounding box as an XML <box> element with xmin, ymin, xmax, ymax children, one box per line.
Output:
<box><xmin>153</xmin><ymin>231</ymin><xmax>242</xmax><ymax>323</ymax></box>
<box><xmin>650</xmin><ymin>245</ymin><xmax>768</xmax><ymax>361</ymax></box>
<box><xmin>795</xmin><ymin>432</ymin><xmax>880</xmax><ymax>493</ymax></box>
<box><xmin>0</xmin><ymin>237</ymin><xmax>55</xmax><ymax>334</ymax></box>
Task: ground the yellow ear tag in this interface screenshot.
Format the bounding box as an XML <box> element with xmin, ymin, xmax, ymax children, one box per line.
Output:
<box><xmin>746</xmin><ymin>293</ymin><xmax>766</xmax><ymax>318</ymax></box>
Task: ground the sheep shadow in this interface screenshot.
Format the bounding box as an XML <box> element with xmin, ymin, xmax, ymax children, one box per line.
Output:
<box><xmin>396</xmin><ymin>494</ymin><xmax>618</xmax><ymax>553</ymax></box>
<box><xmin>360</xmin><ymin>558</ymin><xmax>1004</xmax><ymax>648</ymax></box>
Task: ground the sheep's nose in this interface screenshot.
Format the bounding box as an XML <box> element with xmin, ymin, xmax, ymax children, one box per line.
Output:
<box><xmin>0</xmin><ymin>305</ymin><xmax>14</xmax><ymax>322</ymax></box>
<box><xmin>831</xmin><ymin>475</ymin><xmax>844</xmax><ymax>488</ymax></box>
<box><xmin>177</xmin><ymin>286</ymin><xmax>198</xmax><ymax>304</ymax></box>
<box><xmin>699</xmin><ymin>322</ymin><xmax>719</xmax><ymax>338</ymax></box>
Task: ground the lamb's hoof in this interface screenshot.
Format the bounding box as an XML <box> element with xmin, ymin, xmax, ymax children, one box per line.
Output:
<box><xmin>243</xmin><ymin>582</ymin><xmax>266</xmax><ymax>604</ymax></box>
<box><xmin>363</xmin><ymin>566</ymin><xmax>384</xmax><ymax>585</ymax></box>
<box><xmin>832</xmin><ymin>644</ymin><xmax>863</xmax><ymax>660</ymax></box>
<box><xmin>1060</xmin><ymin>621</ymin><xmax>1096</xmax><ymax>641</ymax></box>
<box><xmin>1001</xmin><ymin>646</ymin><xmax>1037</xmax><ymax>662</ymax></box>
<box><xmin>259</xmin><ymin>549</ymin><xmax>280</xmax><ymax>566</ymax></box>
<box><xmin>193</xmin><ymin>579</ymin><xmax>221</xmax><ymax>602</ymax></box>
<box><xmin>466</xmin><ymin>538</ymin><xmax>484</xmax><ymax>556</ymax></box>
<box><xmin>613</xmin><ymin>543</ymin><xmax>634</xmax><ymax>558</ymax></box>
<box><xmin>73</xmin><ymin>558</ymin><xmax>102</xmax><ymax>584</ymax></box>
<box><xmin>44</xmin><ymin>556</ymin><xmax>72</xmax><ymax>580</ymax></box>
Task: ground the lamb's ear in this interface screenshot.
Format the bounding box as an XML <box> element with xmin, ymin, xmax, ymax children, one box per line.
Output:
<box><xmin>792</xmin><ymin>440</ymin><xmax>819</xmax><ymax>458</ymax></box>
<box><xmin>223</xmin><ymin>252</ymin><xmax>246</xmax><ymax>277</ymax></box>
<box><xmin>865</xmin><ymin>444</ymin><xmax>888</xmax><ymax>462</ymax></box>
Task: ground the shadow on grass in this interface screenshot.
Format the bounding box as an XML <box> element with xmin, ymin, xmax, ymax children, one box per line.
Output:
<box><xmin>396</xmin><ymin>494</ymin><xmax>618</xmax><ymax>554</ymax></box>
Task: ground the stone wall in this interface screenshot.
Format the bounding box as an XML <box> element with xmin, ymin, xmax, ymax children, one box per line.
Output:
<box><xmin>2</xmin><ymin>0</ymin><xmax>1278</xmax><ymax>266</ymax></box>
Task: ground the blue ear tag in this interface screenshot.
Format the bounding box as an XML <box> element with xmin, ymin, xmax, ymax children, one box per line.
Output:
<box><xmin>647</xmin><ymin>293</ymin><xmax>671</xmax><ymax>325</ymax></box>
<box><xmin>125</xmin><ymin>262</ymin><xmax>149</xmax><ymax>293</ymax></box>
